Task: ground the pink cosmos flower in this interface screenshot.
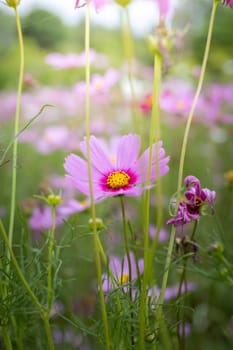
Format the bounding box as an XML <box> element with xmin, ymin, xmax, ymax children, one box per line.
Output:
<box><xmin>167</xmin><ymin>175</ymin><xmax>216</xmax><ymax>227</ymax></box>
<box><xmin>149</xmin><ymin>224</ymin><xmax>169</xmax><ymax>242</ymax></box>
<box><xmin>102</xmin><ymin>252</ymin><xmax>144</xmax><ymax>292</ymax></box>
<box><xmin>75</xmin><ymin>0</ymin><xmax>107</xmax><ymax>10</ymax></box>
<box><xmin>64</xmin><ymin>134</ymin><xmax>170</xmax><ymax>201</ymax></box>
<box><xmin>156</xmin><ymin>0</ymin><xmax>170</xmax><ymax>19</ymax></box>
<box><xmin>29</xmin><ymin>198</ymin><xmax>89</xmax><ymax>233</ymax></box>
<box><xmin>74</xmin><ymin>68</ymin><xmax>119</xmax><ymax>97</ymax></box>
<box><xmin>148</xmin><ymin>282</ymin><xmax>196</xmax><ymax>301</ymax></box>
<box><xmin>160</xmin><ymin>81</ymin><xmax>194</xmax><ymax>117</ymax></box>
<box><xmin>223</xmin><ymin>0</ymin><xmax>233</xmax><ymax>8</ymax></box>
<box><xmin>139</xmin><ymin>93</ymin><xmax>153</xmax><ymax>115</ymax></box>
<box><xmin>45</xmin><ymin>50</ymin><xmax>98</xmax><ymax>70</ymax></box>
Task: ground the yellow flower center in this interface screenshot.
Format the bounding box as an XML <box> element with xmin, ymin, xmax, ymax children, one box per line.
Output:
<box><xmin>93</xmin><ymin>79</ymin><xmax>104</xmax><ymax>91</ymax></box>
<box><xmin>118</xmin><ymin>274</ymin><xmax>128</xmax><ymax>284</ymax></box>
<box><xmin>146</xmin><ymin>94</ymin><xmax>153</xmax><ymax>107</ymax></box>
<box><xmin>106</xmin><ymin>171</ymin><xmax>130</xmax><ymax>189</ymax></box>
<box><xmin>175</xmin><ymin>100</ymin><xmax>186</xmax><ymax>110</ymax></box>
<box><xmin>225</xmin><ymin>170</ymin><xmax>233</xmax><ymax>183</ymax></box>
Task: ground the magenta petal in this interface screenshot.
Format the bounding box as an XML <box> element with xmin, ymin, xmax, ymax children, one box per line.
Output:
<box><xmin>133</xmin><ymin>142</ymin><xmax>169</xmax><ymax>183</ymax></box>
<box><xmin>80</xmin><ymin>136</ymin><xmax>113</xmax><ymax>174</ymax></box>
<box><xmin>64</xmin><ymin>154</ymin><xmax>89</xmax><ymax>181</ymax></box>
<box><xmin>116</xmin><ymin>134</ymin><xmax>141</xmax><ymax>169</ymax></box>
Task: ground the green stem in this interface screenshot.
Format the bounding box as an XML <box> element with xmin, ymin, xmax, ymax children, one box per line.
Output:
<box><xmin>84</xmin><ymin>6</ymin><xmax>111</xmax><ymax>349</ymax></box>
<box><xmin>121</xmin><ymin>7</ymin><xmax>138</xmax><ymax>134</ymax></box>
<box><xmin>2</xmin><ymin>327</ymin><xmax>13</xmax><ymax>350</ymax></box>
<box><xmin>11</xmin><ymin>315</ymin><xmax>24</xmax><ymax>350</ymax></box>
<box><xmin>176</xmin><ymin>220</ymin><xmax>197</xmax><ymax>350</ymax></box>
<box><xmin>0</xmin><ymin>220</ymin><xmax>55</xmax><ymax>350</ymax></box>
<box><xmin>42</xmin><ymin>314</ymin><xmax>55</xmax><ymax>350</ymax></box>
<box><xmin>139</xmin><ymin>52</ymin><xmax>162</xmax><ymax>350</ymax></box>
<box><xmin>120</xmin><ymin>196</ymin><xmax>132</xmax><ymax>294</ymax></box>
<box><xmin>177</xmin><ymin>0</ymin><xmax>218</xmax><ymax>195</ymax></box>
<box><xmin>157</xmin><ymin>0</ymin><xmax>218</xmax><ymax>342</ymax></box>
<box><xmin>119</xmin><ymin>195</ymin><xmax>135</xmax><ymax>347</ymax></box>
<box><xmin>0</xmin><ymin>220</ymin><xmax>44</xmax><ymax>313</ymax></box>
<box><xmin>8</xmin><ymin>6</ymin><xmax>24</xmax><ymax>249</ymax></box>
<box><xmin>47</xmin><ymin>206</ymin><xmax>56</xmax><ymax>314</ymax></box>
<box><xmin>148</xmin><ymin>53</ymin><xmax>163</xmax><ymax>274</ymax></box>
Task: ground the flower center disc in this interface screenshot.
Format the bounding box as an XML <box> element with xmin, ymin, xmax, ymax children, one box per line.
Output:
<box><xmin>118</xmin><ymin>274</ymin><xmax>128</xmax><ymax>284</ymax></box>
<box><xmin>106</xmin><ymin>171</ymin><xmax>130</xmax><ymax>189</ymax></box>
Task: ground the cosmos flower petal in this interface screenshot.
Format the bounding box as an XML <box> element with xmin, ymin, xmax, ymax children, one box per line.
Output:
<box><xmin>64</xmin><ymin>154</ymin><xmax>89</xmax><ymax>181</ymax></box>
<box><xmin>64</xmin><ymin>135</ymin><xmax>170</xmax><ymax>201</ymax></box>
<box><xmin>132</xmin><ymin>142</ymin><xmax>170</xmax><ymax>183</ymax></box>
<box><xmin>80</xmin><ymin>136</ymin><xmax>113</xmax><ymax>174</ymax></box>
<box><xmin>116</xmin><ymin>134</ymin><xmax>141</xmax><ymax>169</ymax></box>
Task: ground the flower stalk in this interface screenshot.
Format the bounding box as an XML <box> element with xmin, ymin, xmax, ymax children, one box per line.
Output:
<box><xmin>84</xmin><ymin>5</ymin><xmax>111</xmax><ymax>349</ymax></box>
<box><xmin>8</xmin><ymin>5</ymin><xmax>24</xmax><ymax>249</ymax></box>
<box><xmin>139</xmin><ymin>51</ymin><xmax>163</xmax><ymax>350</ymax></box>
<box><xmin>157</xmin><ymin>0</ymin><xmax>219</xmax><ymax>343</ymax></box>
<box><xmin>0</xmin><ymin>221</ymin><xmax>55</xmax><ymax>350</ymax></box>
<box><xmin>47</xmin><ymin>205</ymin><xmax>56</xmax><ymax>314</ymax></box>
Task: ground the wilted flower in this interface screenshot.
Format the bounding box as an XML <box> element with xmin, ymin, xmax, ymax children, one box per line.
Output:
<box><xmin>222</xmin><ymin>0</ymin><xmax>233</xmax><ymax>9</ymax></box>
<box><xmin>64</xmin><ymin>134</ymin><xmax>169</xmax><ymax>202</ymax></box>
<box><xmin>167</xmin><ymin>175</ymin><xmax>216</xmax><ymax>227</ymax></box>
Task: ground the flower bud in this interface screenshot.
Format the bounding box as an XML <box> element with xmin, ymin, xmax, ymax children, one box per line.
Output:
<box><xmin>47</xmin><ymin>194</ymin><xmax>62</xmax><ymax>207</ymax></box>
<box><xmin>6</xmin><ymin>0</ymin><xmax>20</xmax><ymax>8</ymax></box>
<box><xmin>88</xmin><ymin>217</ymin><xmax>104</xmax><ymax>231</ymax></box>
<box><xmin>114</xmin><ymin>0</ymin><xmax>131</xmax><ymax>7</ymax></box>
<box><xmin>208</xmin><ymin>242</ymin><xmax>224</xmax><ymax>256</ymax></box>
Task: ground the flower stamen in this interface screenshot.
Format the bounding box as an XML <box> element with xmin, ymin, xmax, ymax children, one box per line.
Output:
<box><xmin>118</xmin><ymin>274</ymin><xmax>128</xmax><ymax>284</ymax></box>
<box><xmin>106</xmin><ymin>171</ymin><xmax>130</xmax><ymax>189</ymax></box>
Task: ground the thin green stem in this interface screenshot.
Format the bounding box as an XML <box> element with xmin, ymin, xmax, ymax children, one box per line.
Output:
<box><xmin>0</xmin><ymin>220</ymin><xmax>44</xmax><ymax>314</ymax></box>
<box><xmin>139</xmin><ymin>52</ymin><xmax>162</xmax><ymax>350</ymax></box>
<box><xmin>47</xmin><ymin>206</ymin><xmax>56</xmax><ymax>314</ymax></box>
<box><xmin>84</xmin><ymin>6</ymin><xmax>111</xmax><ymax>349</ymax></box>
<box><xmin>8</xmin><ymin>6</ymin><xmax>24</xmax><ymax>248</ymax></box>
<box><xmin>148</xmin><ymin>53</ymin><xmax>163</xmax><ymax>275</ymax></box>
<box><xmin>157</xmin><ymin>1</ymin><xmax>218</xmax><ymax>343</ymax></box>
<box><xmin>121</xmin><ymin>7</ymin><xmax>138</xmax><ymax>134</ymax></box>
<box><xmin>42</xmin><ymin>314</ymin><xmax>55</xmax><ymax>350</ymax></box>
<box><xmin>2</xmin><ymin>327</ymin><xmax>13</xmax><ymax>350</ymax></box>
<box><xmin>11</xmin><ymin>315</ymin><xmax>24</xmax><ymax>350</ymax></box>
<box><xmin>0</xmin><ymin>220</ymin><xmax>55</xmax><ymax>350</ymax></box>
<box><xmin>120</xmin><ymin>196</ymin><xmax>132</xmax><ymax>293</ymax></box>
<box><xmin>177</xmin><ymin>0</ymin><xmax>218</xmax><ymax>195</ymax></box>
<box><xmin>119</xmin><ymin>195</ymin><xmax>135</xmax><ymax>347</ymax></box>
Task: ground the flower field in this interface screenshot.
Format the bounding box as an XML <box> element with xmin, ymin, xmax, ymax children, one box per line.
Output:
<box><xmin>0</xmin><ymin>0</ymin><xmax>233</xmax><ymax>349</ymax></box>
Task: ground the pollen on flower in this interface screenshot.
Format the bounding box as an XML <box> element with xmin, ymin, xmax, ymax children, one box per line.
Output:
<box><xmin>106</xmin><ymin>171</ymin><xmax>130</xmax><ymax>189</ymax></box>
<box><xmin>225</xmin><ymin>170</ymin><xmax>233</xmax><ymax>183</ymax></box>
<box><xmin>93</xmin><ymin>79</ymin><xmax>104</xmax><ymax>91</ymax></box>
<box><xmin>175</xmin><ymin>100</ymin><xmax>186</xmax><ymax>110</ymax></box>
<box><xmin>146</xmin><ymin>94</ymin><xmax>153</xmax><ymax>107</ymax></box>
<box><xmin>118</xmin><ymin>274</ymin><xmax>128</xmax><ymax>284</ymax></box>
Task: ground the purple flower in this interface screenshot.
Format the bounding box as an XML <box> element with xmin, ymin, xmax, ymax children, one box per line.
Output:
<box><xmin>223</xmin><ymin>0</ymin><xmax>233</xmax><ymax>9</ymax></box>
<box><xmin>75</xmin><ymin>0</ymin><xmax>108</xmax><ymax>10</ymax></box>
<box><xmin>74</xmin><ymin>68</ymin><xmax>119</xmax><ymax>97</ymax></box>
<box><xmin>102</xmin><ymin>252</ymin><xmax>144</xmax><ymax>292</ymax></box>
<box><xmin>64</xmin><ymin>134</ymin><xmax>169</xmax><ymax>202</ymax></box>
<box><xmin>167</xmin><ymin>175</ymin><xmax>216</xmax><ymax>227</ymax></box>
<box><xmin>45</xmin><ymin>50</ymin><xmax>100</xmax><ymax>69</ymax></box>
<box><xmin>148</xmin><ymin>282</ymin><xmax>195</xmax><ymax>300</ymax></box>
<box><xmin>29</xmin><ymin>198</ymin><xmax>89</xmax><ymax>233</ymax></box>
